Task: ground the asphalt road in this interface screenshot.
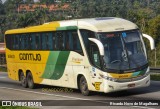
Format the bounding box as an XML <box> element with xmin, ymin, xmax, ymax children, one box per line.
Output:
<box><xmin>0</xmin><ymin>72</ymin><xmax>160</xmax><ymax>109</ymax></box>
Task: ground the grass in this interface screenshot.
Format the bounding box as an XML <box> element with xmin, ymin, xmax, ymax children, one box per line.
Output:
<box><xmin>150</xmin><ymin>74</ymin><xmax>160</xmax><ymax>81</ymax></box>
<box><xmin>0</xmin><ymin>66</ymin><xmax>7</xmax><ymax>72</ymax></box>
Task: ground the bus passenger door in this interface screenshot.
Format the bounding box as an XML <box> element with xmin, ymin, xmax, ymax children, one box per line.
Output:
<box><xmin>89</xmin><ymin>44</ymin><xmax>103</xmax><ymax>91</ymax></box>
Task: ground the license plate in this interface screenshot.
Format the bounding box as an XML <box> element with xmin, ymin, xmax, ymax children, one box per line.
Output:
<box><xmin>128</xmin><ymin>83</ymin><xmax>135</xmax><ymax>88</ymax></box>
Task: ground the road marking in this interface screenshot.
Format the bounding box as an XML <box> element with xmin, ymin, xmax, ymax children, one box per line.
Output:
<box><xmin>0</xmin><ymin>86</ymin><xmax>92</xmax><ymax>100</ymax></box>
<box><xmin>0</xmin><ymin>86</ymin><xmax>157</xmax><ymax>109</ymax></box>
<box><xmin>0</xmin><ymin>76</ymin><xmax>6</xmax><ymax>78</ymax></box>
<box><xmin>133</xmin><ymin>106</ymin><xmax>156</xmax><ymax>109</ymax></box>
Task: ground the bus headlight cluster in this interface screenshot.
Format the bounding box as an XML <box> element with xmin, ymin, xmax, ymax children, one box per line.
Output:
<box><xmin>99</xmin><ymin>74</ymin><xmax>117</xmax><ymax>82</ymax></box>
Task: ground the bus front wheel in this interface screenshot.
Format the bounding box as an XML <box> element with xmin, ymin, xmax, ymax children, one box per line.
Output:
<box><xmin>27</xmin><ymin>72</ymin><xmax>35</xmax><ymax>89</ymax></box>
<box><xmin>20</xmin><ymin>72</ymin><xmax>27</xmax><ymax>88</ymax></box>
<box><xmin>79</xmin><ymin>76</ymin><xmax>90</xmax><ymax>96</ymax></box>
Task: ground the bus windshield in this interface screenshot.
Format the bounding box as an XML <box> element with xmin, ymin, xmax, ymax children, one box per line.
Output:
<box><xmin>98</xmin><ymin>30</ymin><xmax>148</xmax><ymax>71</ymax></box>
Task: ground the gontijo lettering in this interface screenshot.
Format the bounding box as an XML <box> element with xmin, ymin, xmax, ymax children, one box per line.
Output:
<box><xmin>19</xmin><ymin>53</ymin><xmax>41</xmax><ymax>61</ymax></box>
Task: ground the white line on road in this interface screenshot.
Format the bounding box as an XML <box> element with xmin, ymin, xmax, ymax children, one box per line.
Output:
<box><xmin>0</xmin><ymin>86</ymin><xmax>157</xmax><ymax>109</ymax></box>
<box><xmin>133</xmin><ymin>106</ymin><xmax>156</xmax><ymax>109</ymax></box>
<box><xmin>0</xmin><ymin>76</ymin><xmax>6</xmax><ymax>78</ymax></box>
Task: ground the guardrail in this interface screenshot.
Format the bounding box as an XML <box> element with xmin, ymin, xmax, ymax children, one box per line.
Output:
<box><xmin>150</xmin><ymin>67</ymin><xmax>160</xmax><ymax>73</ymax></box>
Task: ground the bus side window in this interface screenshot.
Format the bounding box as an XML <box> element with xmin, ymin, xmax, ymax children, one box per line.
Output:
<box><xmin>46</xmin><ymin>33</ymin><xmax>49</xmax><ymax>50</ymax></box>
<box><xmin>15</xmin><ymin>35</ymin><xmax>19</xmax><ymax>50</ymax></box>
<box><xmin>5</xmin><ymin>35</ymin><xmax>13</xmax><ymax>50</ymax></box>
<box><xmin>42</xmin><ymin>32</ymin><xmax>54</xmax><ymax>50</ymax></box>
<box><xmin>72</xmin><ymin>32</ymin><xmax>82</xmax><ymax>51</ymax></box>
<box><xmin>28</xmin><ymin>35</ymin><xmax>32</xmax><ymax>50</ymax></box>
<box><xmin>62</xmin><ymin>32</ymin><xmax>66</xmax><ymax>50</ymax></box>
<box><xmin>24</xmin><ymin>34</ymin><xmax>29</xmax><ymax>50</ymax></box>
<box><xmin>71</xmin><ymin>31</ymin><xmax>83</xmax><ymax>55</ymax></box>
<box><xmin>31</xmin><ymin>34</ymin><xmax>36</xmax><ymax>50</ymax></box>
<box><xmin>45</xmin><ymin>33</ymin><xmax>49</xmax><ymax>50</ymax></box>
<box><xmin>20</xmin><ymin>34</ymin><xmax>25</xmax><ymax>50</ymax></box>
<box><xmin>35</xmin><ymin>33</ymin><xmax>41</xmax><ymax>50</ymax></box>
<box><xmin>17</xmin><ymin>35</ymin><xmax>20</xmax><ymax>50</ymax></box>
<box><xmin>68</xmin><ymin>31</ymin><xmax>73</xmax><ymax>50</ymax></box>
<box><xmin>65</xmin><ymin>32</ymin><xmax>70</xmax><ymax>50</ymax></box>
<box><xmin>49</xmin><ymin>32</ymin><xmax>54</xmax><ymax>50</ymax></box>
<box><xmin>12</xmin><ymin>35</ymin><xmax>16</xmax><ymax>49</ymax></box>
<box><xmin>55</xmin><ymin>31</ymin><xmax>64</xmax><ymax>50</ymax></box>
<box><xmin>80</xmin><ymin>30</ymin><xmax>96</xmax><ymax>50</ymax></box>
<box><xmin>42</xmin><ymin>33</ymin><xmax>47</xmax><ymax>50</ymax></box>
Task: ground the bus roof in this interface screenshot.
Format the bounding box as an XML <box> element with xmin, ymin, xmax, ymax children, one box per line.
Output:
<box><xmin>5</xmin><ymin>17</ymin><xmax>138</xmax><ymax>34</ymax></box>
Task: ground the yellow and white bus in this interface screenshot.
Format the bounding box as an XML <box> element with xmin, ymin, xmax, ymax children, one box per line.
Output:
<box><xmin>5</xmin><ymin>17</ymin><xmax>155</xmax><ymax>95</ymax></box>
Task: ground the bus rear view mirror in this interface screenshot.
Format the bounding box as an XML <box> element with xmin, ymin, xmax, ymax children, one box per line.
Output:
<box><xmin>88</xmin><ymin>38</ymin><xmax>104</xmax><ymax>56</ymax></box>
<box><xmin>142</xmin><ymin>34</ymin><xmax>155</xmax><ymax>50</ymax></box>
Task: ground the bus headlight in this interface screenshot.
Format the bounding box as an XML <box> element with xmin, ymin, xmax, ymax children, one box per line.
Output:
<box><xmin>99</xmin><ymin>74</ymin><xmax>117</xmax><ymax>82</ymax></box>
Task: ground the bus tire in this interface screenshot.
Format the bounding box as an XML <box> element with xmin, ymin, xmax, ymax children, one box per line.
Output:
<box><xmin>20</xmin><ymin>71</ymin><xmax>27</xmax><ymax>88</ymax></box>
<box><xmin>27</xmin><ymin>72</ymin><xmax>35</xmax><ymax>89</ymax></box>
<box><xmin>79</xmin><ymin>76</ymin><xmax>90</xmax><ymax>96</ymax></box>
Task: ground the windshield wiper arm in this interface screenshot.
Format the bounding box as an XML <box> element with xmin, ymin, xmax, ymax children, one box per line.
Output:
<box><xmin>121</xmin><ymin>36</ymin><xmax>140</xmax><ymax>68</ymax></box>
<box><xmin>120</xmin><ymin>35</ymin><xmax>131</xmax><ymax>69</ymax></box>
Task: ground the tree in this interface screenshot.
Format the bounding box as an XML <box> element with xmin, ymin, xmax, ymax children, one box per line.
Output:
<box><xmin>16</xmin><ymin>12</ymin><xmax>35</xmax><ymax>27</ymax></box>
<box><xmin>4</xmin><ymin>0</ymin><xmax>23</xmax><ymax>14</ymax></box>
<box><xmin>148</xmin><ymin>15</ymin><xmax>160</xmax><ymax>46</ymax></box>
<box><xmin>24</xmin><ymin>0</ymin><xmax>34</xmax><ymax>4</ymax></box>
<box><xmin>0</xmin><ymin>0</ymin><xmax>5</xmax><ymax>14</ymax></box>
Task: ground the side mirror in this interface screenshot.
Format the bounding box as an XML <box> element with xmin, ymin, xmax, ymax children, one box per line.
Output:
<box><xmin>88</xmin><ymin>38</ymin><xmax>104</xmax><ymax>56</ymax></box>
<box><xmin>142</xmin><ymin>34</ymin><xmax>155</xmax><ymax>50</ymax></box>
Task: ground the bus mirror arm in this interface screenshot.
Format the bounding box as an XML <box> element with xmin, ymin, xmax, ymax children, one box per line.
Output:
<box><xmin>88</xmin><ymin>38</ymin><xmax>104</xmax><ymax>56</ymax></box>
<box><xmin>142</xmin><ymin>34</ymin><xmax>155</xmax><ymax>50</ymax></box>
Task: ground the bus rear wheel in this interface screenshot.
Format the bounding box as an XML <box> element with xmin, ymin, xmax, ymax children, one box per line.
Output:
<box><xmin>27</xmin><ymin>72</ymin><xmax>35</xmax><ymax>89</ymax></box>
<box><xmin>20</xmin><ymin>72</ymin><xmax>27</xmax><ymax>88</ymax></box>
<box><xmin>79</xmin><ymin>76</ymin><xmax>90</xmax><ymax>96</ymax></box>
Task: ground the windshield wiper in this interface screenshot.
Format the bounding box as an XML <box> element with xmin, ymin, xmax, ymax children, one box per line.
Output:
<box><xmin>121</xmin><ymin>36</ymin><xmax>140</xmax><ymax>68</ymax></box>
<box><xmin>120</xmin><ymin>35</ymin><xmax>131</xmax><ymax>69</ymax></box>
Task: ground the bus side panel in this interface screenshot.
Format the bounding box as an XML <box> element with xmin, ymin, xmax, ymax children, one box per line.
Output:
<box><xmin>7</xmin><ymin>62</ymin><xmax>18</xmax><ymax>81</ymax></box>
<box><xmin>40</xmin><ymin>51</ymin><xmax>71</xmax><ymax>87</ymax></box>
<box><xmin>6</xmin><ymin>50</ymin><xmax>50</xmax><ymax>83</ymax></box>
<box><xmin>6</xmin><ymin>49</ymin><xmax>18</xmax><ymax>81</ymax></box>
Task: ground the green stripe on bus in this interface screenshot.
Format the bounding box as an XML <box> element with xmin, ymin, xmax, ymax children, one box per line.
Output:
<box><xmin>42</xmin><ymin>51</ymin><xmax>70</xmax><ymax>80</ymax></box>
<box><xmin>41</xmin><ymin>51</ymin><xmax>59</xmax><ymax>79</ymax></box>
<box><xmin>139</xmin><ymin>70</ymin><xmax>145</xmax><ymax>76</ymax></box>
<box><xmin>50</xmin><ymin>51</ymin><xmax>70</xmax><ymax>80</ymax></box>
<box><xmin>56</xmin><ymin>26</ymin><xmax>78</xmax><ymax>30</ymax></box>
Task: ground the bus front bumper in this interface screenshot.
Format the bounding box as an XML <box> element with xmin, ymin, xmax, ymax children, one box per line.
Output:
<box><xmin>103</xmin><ymin>74</ymin><xmax>150</xmax><ymax>93</ymax></box>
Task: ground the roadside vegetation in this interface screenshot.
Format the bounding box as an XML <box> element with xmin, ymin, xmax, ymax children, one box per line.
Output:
<box><xmin>0</xmin><ymin>66</ymin><xmax>7</xmax><ymax>72</ymax></box>
<box><xmin>0</xmin><ymin>0</ymin><xmax>160</xmax><ymax>67</ymax></box>
<box><xmin>151</xmin><ymin>74</ymin><xmax>160</xmax><ymax>81</ymax></box>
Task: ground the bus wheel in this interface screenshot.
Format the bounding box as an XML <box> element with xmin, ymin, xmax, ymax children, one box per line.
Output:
<box><xmin>27</xmin><ymin>72</ymin><xmax>35</xmax><ymax>89</ymax></box>
<box><xmin>79</xmin><ymin>76</ymin><xmax>90</xmax><ymax>96</ymax></box>
<box><xmin>20</xmin><ymin>72</ymin><xmax>27</xmax><ymax>88</ymax></box>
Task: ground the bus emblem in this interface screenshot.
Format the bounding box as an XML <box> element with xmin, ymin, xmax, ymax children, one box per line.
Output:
<box><xmin>92</xmin><ymin>82</ymin><xmax>102</xmax><ymax>90</ymax></box>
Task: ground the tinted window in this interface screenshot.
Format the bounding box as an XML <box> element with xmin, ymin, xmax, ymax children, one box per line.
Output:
<box><xmin>5</xmin><ymin>30</ymin><xmax>83</xmax><ymax>55</ymax></box>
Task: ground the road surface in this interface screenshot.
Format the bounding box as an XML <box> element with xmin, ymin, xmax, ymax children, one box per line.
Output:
<box><xmin>0</xmin><ymin>72</ymin><xmax>160</xmax><ymax>109</ymax></box>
